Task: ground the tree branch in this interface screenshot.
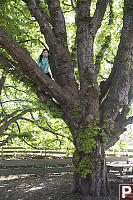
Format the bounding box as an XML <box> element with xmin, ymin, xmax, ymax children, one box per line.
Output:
<box><xmin>0</xmin><ymin>109</ymin><xmax>32</xmax><ymax>136</ymax></box>
<box><xmin>21</xmin><ymin>117</ymin><xmax>73</xmax><ymax>142</ymax></box>
<box><xmin>45</xmin><ymin>0</ymin><xmax>67</xmax><ymax>44</ymax></box>
<box><xmin>15</xmin><ymin>121</ymin><xmax>40</xmax><ymax>149</ymax></box>
<box><xmin>18</xmin><ymin>38</ymin><xmax>47</xmax><ymax>49</ymax></box>
<box><xmin>76</xmin><ymin>0</ymin><xmax>93</xmax><ymax>86</ymax></box>
<box><xmin>0</xmin><ymin>109</ymin><xmax>24</xmax><ymax>125</ymax></box>
<box><xmin>76</xmin><ymin>0</ymin><xmax>100</xmax><ymax>121</ymax></box>
<box><xmin>105</xmin><ymin>83</ymin><xmax>133</xmax><ymax>149</ymax></box>
<box><xmin>22</xmin><ymin>0</ymin><xmax>57</xmax><ymax>50</ymax></box>
<box><xmin>105</xmin><ymin>122</ymin><xmax>125</xmax><ymax>149</ymax></box>
<box><xmin>0</xmin><ymin>54</ymin><xmax>66</xmax><ymax>118</ymax></box>
<box><xmin>0</xmin><ymin>75</ymin><xmax>6</xmax><ymax>96</ymax></box>
<box><xmin>96</xmin><ymin>1</ymin><xmax>113</xmax><ymax>75</ymax></box>
<box><xmin>92</xmin><ymin>0</ymin><xmax>111</xmax><ymax>35</ymax></box>
<box><xmin>106</xmin><ymin>114</ymin><xmax>133</xmax><ymax>150</ymax></box>
<box><xmin>100</xmin><ymin>0</ymin><xmax>133</xmax><ymax>123</ymax></box>
<box><xmin>70</xmin><ymin>0</ymin><xmax>75</xmax><ymax>10</ymax></box>
<box><xmin>43</xmin><ymin>0</ymin><xmax>78</xmax><ymax>95</ymax></box>
<box><xmin>0</xmin><ymin>26</ymin><xmax>77</xmax><ymax>105</ymax></box>
<box><xmin>95</xmin><ymin>35</ymin><xmax>111</xmax><ymax>74</ymax></box>
<box><xmin>0</xmin><ymin>53</ymin><xmax>35</xmax><ymax>86</ymax></box>
<box><xmin>123</xmin><ymin>116</ymin><xmax>133</xmax><ymax>127</ymax></box>
<box><xmin>118</xmin><ymin>84</ymin><xmax>133</xmax><ymax>122</ymax></box>
<box><xmin>20</xmin><ymin>0</ymin><xmax>79</xmax><ymax>99</ymax></box>
<box><xmin>0</xmin><ymin>134</ymin><xmax>13</xmax><ymax>146</ymax></box>
<box><xmin>13</xmin><ymin>5</ymin><xmax>36</xmax><ymax>22</ymax></box>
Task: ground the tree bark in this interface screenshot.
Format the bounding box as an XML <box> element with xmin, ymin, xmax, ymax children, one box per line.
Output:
<box><xmin>72</xmin><ymin>151</ymin><xmax>108</xmax><ymax>196</ymax></box>
<box><xmin>0</xmin><ymin>0</ymin><xmax>133</xmax><ymax>198</ymax></box>
<box><xmin>0</xmin><ymin>75</ymin><xmax>6</xmax><ymax>96</ymax></box>
<box><xmin>70</xmin><ymin>124</ymin><xmax>110</xmax><ymax>197</ymax></box>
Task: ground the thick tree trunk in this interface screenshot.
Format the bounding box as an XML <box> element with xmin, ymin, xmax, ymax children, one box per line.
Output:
<box><xmin>66</xmin><ymin>118</ymin><xmax>111</xmax><ymax>197</ymax></box>
<box><xmin>72</xmin><ymin>147</ymin><xmax>110</xmax><ymax>197</ymax></box>
<box><xmin>0</xmin><ymin>0</ymin><xmax>132</xmax><ymax>198</ymax></box>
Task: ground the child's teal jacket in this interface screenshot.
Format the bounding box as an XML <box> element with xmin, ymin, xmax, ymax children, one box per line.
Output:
<box><xmin>37</xmin><ymin>56</ymin><xmax>50</xmax><ymax>73</ymax></box>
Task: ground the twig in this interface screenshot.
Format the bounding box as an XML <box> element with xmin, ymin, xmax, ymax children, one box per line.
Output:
<box><xmin>13</xmin><ymin>5</ymin><xmax>36</xmax><ymax>22</ymax></box>
<box><xmin>16</xmin><ymin>121</ymin><xmax>39</xmax><ymax>149</ymax></box>
<box><xmin>99</xmin><ymin>75</ymin><xmax>107</xmax><ymax>80</ymax></box>
<box><xmin>70</xmin><ymin>0</ymin><xmax>75</xmax><ymax>10</ymax></box>
<box><xmin>21</xmin><ymin>117</ymin><xmax>73</xmax><ymax>142</ymax></box>
<box><xmin>0</xmin><ymin>109</ymin><xmax>32</xmax><ymax>136</ymax></box>
<box><xmin>18</xmin><ymin>38</ymin><xmax>48</xmax><ymax>49</ymax></box>
<box><xmin>4</xmin><ymin>86</ymin><xmax>26</xmax><ymax>93</ymax></box>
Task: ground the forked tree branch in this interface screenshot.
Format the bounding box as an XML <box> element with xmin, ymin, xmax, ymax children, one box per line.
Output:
<box><xmin>43</xmin><ymin>0</ymin><xmax>78</xmax><ymax>94</ymax></box>
<box><xmin>22</xmin><ymin>0</ymin><xmax>78</xmax><ymax>97</ymax></box>
<box><xmin>0</xmin><ymin>109</ymin><xmax>32</xmax><ymax>136</ymax></box>
<box><xmin>0</xmin><ymin>53</ymin><xmax>66</xmax><ymax>116</ymax></box>
<box><xmin>0</xmin><ymin>109</ymin><xmax>24</xmax><ymax>125</ymax></box>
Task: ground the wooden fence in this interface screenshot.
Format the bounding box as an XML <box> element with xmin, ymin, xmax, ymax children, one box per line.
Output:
<box><xmin>105</xmin><ymin>148</ymin><xmax>133</xmax><ymax>163</ymax></box>
<box><xmin>0</xmin><ymin>146</ymin><xmax>71</xmax><ymax>157</ymax></box>
<box><xmin>1</xmin><ymin>146</ymin><xmax>133</xmax><ymax>158</ymax></box>
<box><xmin>0</xmin><ymin>157</ymin><xmax>73</xmax><ymax>176</ymax></box>
<box><xmin>0</xmin><ymin>146</ymin><xmax>73</xmax><ymax>176</ymax></box>
<box><xmin>106</xmin><ymin>148</ymin><xmax>133</xmax><ymax>157</ymax></box>
<box><xmin>0</xmin><ymin>146</ymin><xmax>133</xmax><ymax>176</ymax></box>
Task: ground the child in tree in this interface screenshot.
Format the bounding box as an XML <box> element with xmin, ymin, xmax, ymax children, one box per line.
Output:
<box><xmin>37</xmin><ymin>49</ymin><xmax>52</xmax><ymax>102</ymax></box>
<box><xmin>37</xmin><ymin>48</ymin><xmax>51</xmax><ymax>78</ymax></box>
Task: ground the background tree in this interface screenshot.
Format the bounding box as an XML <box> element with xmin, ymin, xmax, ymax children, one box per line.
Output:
<box><xmin>0</xmin><ymin>0</ymin><xmax>133</xmax><ymax>197</ymax></box>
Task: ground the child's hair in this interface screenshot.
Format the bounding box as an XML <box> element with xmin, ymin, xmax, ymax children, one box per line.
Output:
<box><xmin>39</xmin><ymin>49</ymin><xmax>49</xmax><ymax>62</ymax></box>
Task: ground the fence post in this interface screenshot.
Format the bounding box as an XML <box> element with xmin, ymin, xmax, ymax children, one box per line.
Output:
<box><xmin>43</xmin><ymin>157</ymin><xmax>46</xmax><ymax>175</ymax></box>
<box><xmin>2</xmin><ymin>146</ymin><xmax>3</xmax><ymax>157</ymax></box>
<box><xmin>43</xmin><ymin>148</ymin><xmax>47</xmax><ymax>175</ymax></box>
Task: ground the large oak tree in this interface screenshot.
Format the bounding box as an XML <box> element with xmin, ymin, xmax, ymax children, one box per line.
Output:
<box><xmin>0</xmin><ymin>0</ymin><xmax>133</xmax><ymax>197</ymax></box>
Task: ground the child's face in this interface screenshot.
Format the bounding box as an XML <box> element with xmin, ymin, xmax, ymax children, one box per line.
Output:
<box><xmin>42</xmin><ymin>50</ymin><xmax>48</xmax><ymax>57</ymax></box>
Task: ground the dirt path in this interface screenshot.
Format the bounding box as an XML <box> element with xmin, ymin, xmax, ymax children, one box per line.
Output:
<box><xmin>0</xmin><ymin>173</ymin><xmax>124</xmax><ymax>200</ymax></box>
